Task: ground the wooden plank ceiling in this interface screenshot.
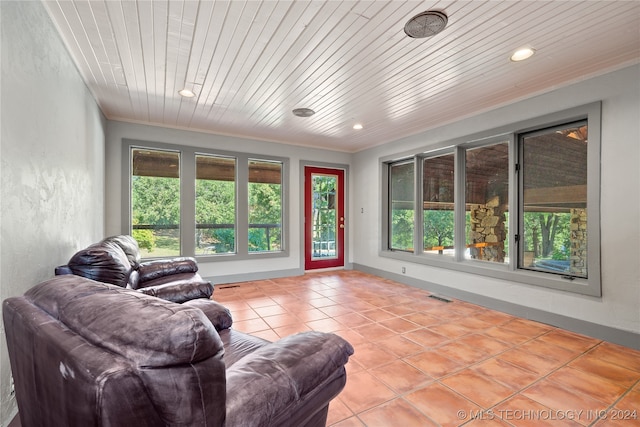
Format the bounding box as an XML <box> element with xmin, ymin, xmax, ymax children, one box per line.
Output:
<box><xmin>42</xmin><ymin>1</ymin><xmax>640</xmax><ymax>153</ymax></box>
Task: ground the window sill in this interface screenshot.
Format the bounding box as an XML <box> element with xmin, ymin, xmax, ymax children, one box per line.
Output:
<box><xmin>379</xmin><ymin>249</ymin><xmax>601</xmax><ymax>297</ymax></box>
<box><xmin>196</xmin><ymin>250</ymin><xmax>288</xmax><ymax>262</ymax></box>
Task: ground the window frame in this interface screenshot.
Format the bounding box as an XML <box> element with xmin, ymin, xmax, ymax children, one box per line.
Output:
<box><xmin>247</xmin><ymin>157</ymin><xmax>285</xmax><ymax>254</ymax></box>
<box><xmin>517</xmin><ymin>120</ymin><xmax>589</xmax><ymax>279</ymax></box>
<box><xmin>122</xmin><ymin>139</ymin><xmax>289</xmax><ymax>261</ymax></box>
<box><xmin>462</xmin><ymin>139</ymin><xmax>511</xmax><ymax>265</ymax></box>
<box><xmin>418</xmin><ymin>148</ymin><xmax>457</xmax><ymax>258</ymax></box>
<box><xmin>130</xmin><ymin>147</ymin><xmax>182</xmax><ymax>258</ymax></box>
<box><xmin>380</xmin><ymin>103</ymin><xmax>601</xmax><ymax>296</ymax></box>
<box><xmin>195</xmin><ymin>153</ymin><xmax>237</xmax><ymax>256</ymax></box>
<box><xmin>387</xmin><ymin>158</ymin><xmax>416</xmax><ymax>253</ymax></box>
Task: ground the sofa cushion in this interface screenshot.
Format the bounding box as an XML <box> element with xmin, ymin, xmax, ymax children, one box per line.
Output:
<box><xmin>25</xmin><ymin>276</ymin><xmax>224</xmax><ymax>367</ymax></box>
<box><xmin>67</xmin><ymin>240</ymin><xmax>132</xmax><ymax>287</ymax></box>
<box><xmin>218</xmin><ymin>329</ymin><xmax>270</xmax><ymax>368</ymax></box>
<box><xmin>138</xmin><ymin>257</ymin><xmax>199</xmax><ymax>283</ymax></box>
<box><xmin>136</xmin><ymin>274</ymin><xmax>213</xmax><ymax>303</ymax></box>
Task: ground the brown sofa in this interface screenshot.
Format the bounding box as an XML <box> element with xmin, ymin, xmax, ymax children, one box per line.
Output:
<box><xmin>3</xmin><ymin>276</ymin><xmax>354</xmax><ymax>426</ymax></box>
<box><xmin>55</xmin><ymin>235</ymin><xmax>213</xmax><ymax>303</ymax></box>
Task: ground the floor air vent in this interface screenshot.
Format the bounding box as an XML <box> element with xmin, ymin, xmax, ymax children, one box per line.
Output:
<box><xmin>428</xmin><ymin>294</ymin><xmax>452</xmax><ymax>303</ymax></box>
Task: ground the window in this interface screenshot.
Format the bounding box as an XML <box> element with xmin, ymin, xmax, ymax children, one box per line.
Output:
<box><xmin>195</xmin><ymin>155</ymin><xmax>236</xmax><ymax>255</ymax></box>
<box><xmin>389</xmin><ymin>160</ymin><xmax>415</xmax><ymax>251</ymax></box>
<box><xmin>125</xmin><ymin>140</ymin><xmax>288</xmax><ymax>260</ymax></box>
<box><xmin>248</xmin><ymin>159</ymin><xmax>283</xmax><ymax>252</ymax></box>
<box><xmin>382</xmin><ymin>103</ymin><xmax>601</xmax><ymax>296</ymax></box>
<box><xmin>423</xmin><ymin>153</ymin><xmax>455</xmax><ymax>256</ymax></box>
<box><xmin>465</xmin><ymin>142</ymin><xmax>509</xmax><ymax>264</ymax></box>
<box><xmin>131</xmin><ymin>148</ymin><xmax>181</xmax><ymax>257</ymax></box>
<box><xmin>519</xmin><ymin>121</ymin><xmax>588</xmax><ymax>278</ymax></box>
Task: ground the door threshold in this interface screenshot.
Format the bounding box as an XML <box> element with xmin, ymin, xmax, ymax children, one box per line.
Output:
<box><xmin>305</xmin><ymin>267</ymin><xmax>345</xmax><ymax>273</ymax></box>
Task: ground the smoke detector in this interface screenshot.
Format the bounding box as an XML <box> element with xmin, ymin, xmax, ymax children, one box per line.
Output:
<box><xmin>404</xmin><ymin>10</ymin><xmax>448</xmax><ymax>38</ymax></box>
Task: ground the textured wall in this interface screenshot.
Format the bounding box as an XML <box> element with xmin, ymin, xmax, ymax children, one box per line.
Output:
<box><xmin>0</xmin><ymin>2</ymin><xmax>106</xmax><ymax>425</ymax></box>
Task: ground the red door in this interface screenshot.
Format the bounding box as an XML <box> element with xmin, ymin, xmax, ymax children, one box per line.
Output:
<box><xmin>304</xmin><ymin>167</ymin><xmax>345</xmax><ymax>270</ymax></box>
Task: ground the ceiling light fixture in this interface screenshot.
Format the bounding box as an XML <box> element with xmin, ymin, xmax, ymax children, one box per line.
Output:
<box><xmin>178</xmin><ymin>89</ymin><xmax>195</xmax><ymax>98</ymax></box>
<box><xmin>510</xmin><ymin>47</ymin><xmax>536</xmax><ymax>62</ymax></box>
<box><xmin>404</xmin><ymin>10</ymin><xmax>448</xmax><ymax>38</ymax></box>
<box><xmin>292</xmin><ymin>108</ymin><xmax>315</xmax><ymax>117</ymax></box>
<box><xmin>353</xmin><ymin>123</ymin><xmax>363</xmax><ymax>130</ymax></box>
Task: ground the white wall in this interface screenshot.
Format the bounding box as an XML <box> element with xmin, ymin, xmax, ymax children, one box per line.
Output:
<box><xmin>353</xmin><ymin>65</ymin><xmax>640</xmax><ymax>337</ymax></box>
<box><xmin>104</xmin><ymin>121</ymin><xmax>353</xmax><ymax>280</ymax></box>
<box><xmin>0</xmin><ymin>1</ymin><xmax>106</xmax><ymax>425</ymax></box>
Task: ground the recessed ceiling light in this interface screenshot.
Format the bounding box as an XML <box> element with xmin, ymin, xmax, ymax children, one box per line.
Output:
<box><xmin>510</xmin><ymin>47</ymin><xmax>535</xmax><ymax>62</ymax></box>
<box><xmin>292</xmin><ymin>108</ymin><xmax>315</xmax><ymax>117</ymax></box>
<box><xmin>178</xmin><ymin>89</ymin><xmax>195</xmax><ymax>98</ymax></box>
<box><xmin>353</xmin><ymin>123</ymin><xmax>363</xmax><ymax>130</ymax></box>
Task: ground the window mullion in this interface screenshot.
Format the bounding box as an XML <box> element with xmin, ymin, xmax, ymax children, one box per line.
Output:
<box><xmin>508</xmin><ymin>134</ymin><xmax>518</xmax><ymax>271</ymax></box>
<box><xmin>454</xmin><ymin>147</ymin><xmax>466</xmax><ymax>262</ymax></box>
<box><xmin>180</xmin><ymin>149</ymin><xmax>196</xmax><ymax>257</ymax></box>
<box><xmin>516</xmin><ymin>133</ymin><xmax>526</xmax><ymax>270</ymax></box>
<box><xmin>415</xmin><ymin>157</ymin><xmax>424</xmax><ymax>255</ymax></box>
<box><xmin>236</xmin><ymin>154</ymin><xmax>249</xmax><ymax>255</ymax></box>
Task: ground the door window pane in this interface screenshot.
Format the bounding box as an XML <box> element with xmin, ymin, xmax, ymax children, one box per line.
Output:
<box><xmin>520</xmin><ymin>122</ymin><xmax>588</xmax><ymax>278</ymax></box>
<box><xmin>311</xmin><ymin>174</ymin><xmax>337</xmax><ymax>259</ymax></box>
<box><xmin>423</xmin><ymin>153</ymin><xmax>455</xmax><ymax>255</ymax></box>
<box><xmin>466</xmin><ymin>143</ymin><xmax>509</xmax><ymax>263</ymax></box>
<box><xmin>131</xmin><ymin>148</ymin><xmax>180</xmax><ymax>257</ymax></box>
<box><xmin>389</xmin><ymin>161</ymin><xmax>415</xmax><ymax>251</ymax></box>
<box><xmin>248</xmin><ymin>159</ymin><xmax>282</xmax><ymax>252</ymax></box>
<box><xmin>195</xmin><ymin>155</ymin><xmax>236</xmax><ymax>255</ymax></box>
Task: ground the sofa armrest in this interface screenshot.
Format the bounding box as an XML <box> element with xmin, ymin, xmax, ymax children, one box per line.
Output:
<box><xmin>138</xmin><ymin>257</ymin><xmax>198</xmax><ymax>283</ymax></box>
<box><xmin>183</xmin><ymin>299</ymin><xmax>232</xmax><ymax>331</ymax></box>
<box><xmin>225</xmin><ymin>332</ymin><xmax>353</xmax><ymax>427</ymax></box>
<box><xmin>136</xmin><ymin>277</ymin><xmax>213</xmax><ymax>303</ymax></box>
<box><xmin>55</xmin><ymin>265</ymin><xmax>73</xmax><ymax>275</ymax></box>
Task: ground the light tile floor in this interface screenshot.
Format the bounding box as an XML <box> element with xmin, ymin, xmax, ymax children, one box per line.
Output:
<box><xmin>214</xmin><ymin>270</ymin><xmax>640</xmax><ymax>427</ymax></box>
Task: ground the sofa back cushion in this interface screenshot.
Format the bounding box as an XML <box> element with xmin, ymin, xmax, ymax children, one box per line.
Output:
<box><xmin>3</xmin><ymin>295</ymin><xmax>165</xmax><ymax>427</ymax></box>
<box><xmin>67</xmin><ymin>240</ymin><xmax>132</xmax><ymax>287</ymax></box>
<box><xmin>26</xmin><ymin>277</ymin><xmax>223</xmax><ymax>367</ymax></box>
<box><xmin>12</xmin><ymin>276</ymin><xmax>227</xmax><ymax>425</ymax></box>
<box><xmin>103</xmin><ymin>235</ymin><xmax>141</xmax><ymax>269</ymax></box>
